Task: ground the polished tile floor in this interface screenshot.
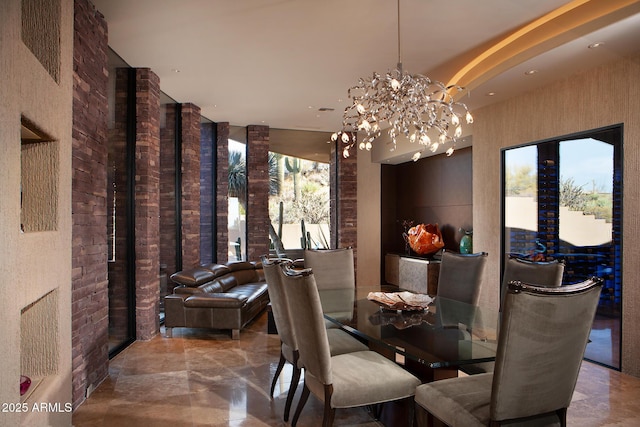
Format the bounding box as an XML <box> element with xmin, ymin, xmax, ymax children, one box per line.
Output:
<box><xmin>73</xmin><ymin>312</ymin><xmax>640</xmax><ymax>426</ymax></box>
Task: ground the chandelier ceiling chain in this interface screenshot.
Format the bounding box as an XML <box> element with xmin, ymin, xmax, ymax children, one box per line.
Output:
<box><xmin>330</xmin><ymin>0</ymin><xmax>473</xmax><ymax>161</ymax></box>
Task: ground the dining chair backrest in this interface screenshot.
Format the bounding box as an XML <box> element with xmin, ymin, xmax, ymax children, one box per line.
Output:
<box><xmin>278</xmin><ymin>264</ymin><xmax>333</xmax><ymax>385</ymax></box>
<box><xmin>437</xmin><ymin>250</ymin><xmax>488</xmax><ymax>305</ymax></box>
<box><xmin>304</xmin><ymin>248</ymin><xmax>355</xmax><ymax>320</ymax></box>
<box><xmin>491</xmin><ymin>277</ymin><xmax>603</xmax><ymax>422</ymax></box>
<box><xmin>435</xmin><ymin>251</ymin><xmax>488</xmax><ymax>329</ymax></box>
<box><xmin>500</xmin><ymin>256</ymin><xmax>565</xmax><ymax>311</ymax></box>
<box><xmin>262</xmin><ymin>257</ymin><xmax>297</xmax><ymax>352</ymax></box>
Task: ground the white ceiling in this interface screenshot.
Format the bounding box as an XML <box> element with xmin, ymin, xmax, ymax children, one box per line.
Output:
<box><xmin>92</xmin><ymin>0</ymin><xmax>640</xmax><ymax>162</ymax></box>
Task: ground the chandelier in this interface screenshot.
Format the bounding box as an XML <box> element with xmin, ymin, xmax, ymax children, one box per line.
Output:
<box><xmin>331</xmin><ymin>0</ymin><xmax>473</xmax><ymax>161</ymax></box>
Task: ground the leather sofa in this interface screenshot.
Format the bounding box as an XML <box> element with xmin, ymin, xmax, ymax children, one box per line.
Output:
<box><xmin>164</xmin><ymin>261</ymin><xmax>269</xmax><ymax>339</ymax></box>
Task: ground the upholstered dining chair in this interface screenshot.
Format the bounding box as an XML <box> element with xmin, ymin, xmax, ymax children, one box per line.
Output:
<box><xmin>415</xmin><ymin>277</ymin><xmax>603</xmax><ymax>427</ymax></box>
<box><xmin>261</xmin><ymin>256</ymin><xmax>367</xmax><ymax>422</ymax></box>
<box><xmin>279</xmin><ymin>263</ymin><xmax>421</xmax><ymax>427</ymax></box>
<box><xmin>304</xmin><ymin>248</ymin><xmax>356</xmax><ymax>326</ymax></box>
<box><xmin>500</xmin><ymin>256</ymin><xmax>565</xmax><ymax>311</ymax></box>
<box><xmin>463</xmin><ymin>256</ymin><xmax>566</xmax><ymax>375</ymax></box>
<box><xmin>435</xmin><ymin>250</ymin><xmax>488</xmax><ymax>330</ymax></box>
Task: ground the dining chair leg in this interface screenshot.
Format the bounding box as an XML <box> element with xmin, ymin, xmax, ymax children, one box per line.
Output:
<box><xmin>557</xmin><ymin>408</ymin><xmax>568</xmax><ymax>427</ymax></box>
<box><xmin>283</xmin><ymin>365</ymin><xmax>301</xmax><ymax>421</ymax></box>
<box><xmin>323</xmin><ymin>384</ymin><xmax>336</xmax><ymax>427</ymax></box>
<box><xmin>270</xmin><ymin>350</ymin><xmax>287</xmax><ymax>398</ymax></box>
<box><xmin>407</xmin><ymin>397</ymin><xmax>415</xmax><ymax>427</ymax></box>
<box><xmin>291</xmin><ymin>383</ymin><xmax>311</xmax><ymax>427</ymax></box>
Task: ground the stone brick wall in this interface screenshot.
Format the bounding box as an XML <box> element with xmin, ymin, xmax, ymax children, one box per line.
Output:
<box><xmin>159</xmin><ymin>103</ymin><xmax>202</xmax><ymax>277</ymax></box>
<box><xmin>180</xmin><ymin>103</ymin><xmax>201</xmax><ymax>268</ymax></box>
<box><xmin>200</xmin><ymin>122</ymin><xmax>215</xmax><ymax>264</ymax></box>
<box><xmin>330</xmin><ymin>136</ymin><xmax>358</xmax><ymax>268</ymax></box>
<box><xmin>71</xmin><ymin>0</ymin><xmax>109</xmax><ymax>407</ymax></box>
<box><xmin>216</xmin><ymin>122</ymin><xmax>230</xmax><ymax>263</ymax></box>
<box><xmin>133</xmin><ymin>68</ymin><xmax>161</xmax><ymax>340</ymax></box>
<box><xmin>108</xmin><ymin>68</ymin><xmax>130</xmax><ymax>347</ymax></box>
<box><xmin>160</xmin><ymin>104</ymin><xmax>178</xmax><ymax>279</ymax></box>
<box><xmin>246</xmin><ymin>125</ymin><xmax>270</xmax><ymax>261</ymax></box>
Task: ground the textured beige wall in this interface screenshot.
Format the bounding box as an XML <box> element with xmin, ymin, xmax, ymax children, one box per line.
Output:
<box><xmin>472</xmin><ymin>54</ymin><xmax>640</xmax><ymax>377</ymax></box>
<box><xmin>357</xmin><ymin>149</ymin><xmax>382</xmax><ymax>287</ymax></box>
<box><xmin>0</xmin><ymin>0</ymin><xmax>74</xmax><ymax>425</ymax></box>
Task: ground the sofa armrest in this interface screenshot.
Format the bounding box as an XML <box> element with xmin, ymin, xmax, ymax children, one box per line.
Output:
<box><xmin>184</xmin><ymin>293</ymin><xmax>249</xmax><ymax>309</ymax></box>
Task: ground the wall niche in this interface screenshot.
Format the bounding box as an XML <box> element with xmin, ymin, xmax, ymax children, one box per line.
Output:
<box><xmin>21</xmin><ymin>118</ymin><xmax>59</xmax><ymax>232</ymax></box>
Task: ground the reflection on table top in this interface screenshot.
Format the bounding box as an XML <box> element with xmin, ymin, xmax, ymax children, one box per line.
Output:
<box><xmin>321</xmin><ymin>286</ymin><xmax>498</xmax><ymax>369</ymax></box>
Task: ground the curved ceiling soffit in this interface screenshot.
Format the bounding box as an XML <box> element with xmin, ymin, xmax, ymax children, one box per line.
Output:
<box><xmin>446</xmin><ymin>0</ymin><xmax>640</xmax><ymax>99</ymax></box>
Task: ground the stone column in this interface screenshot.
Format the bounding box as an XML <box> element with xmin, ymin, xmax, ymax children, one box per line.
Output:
<box><xmin>200</xmin><ymin>122</ymin><xmax>215</xmax><ymax>264</ymax></box>
<box><xmin>133</xmin><ymin>68</ymin><xmax>161</xmax><ymax>341</ymax></box>
<box><xmin>71</xmin><ymin>0</ymin><xmax>109</xmax><ymax>407</ymax></box>
<box><xmin>216</xmin><ymin>122</ymin><xmax>230</xmax><ymax>263</ymax></box>
<box><xmin>330</xmin><ymin>135</ymin><xmax>358</xmax><ymax>267</ymax></box>
<box><xmin>246</xmin><ymin>125</ymin><xmax>270</xmax><ymax>261</ymax></box>
<box><xmin>180</xmin><ymin>103</ymin><xmax>201</xmax><ymax>268</ymax></box>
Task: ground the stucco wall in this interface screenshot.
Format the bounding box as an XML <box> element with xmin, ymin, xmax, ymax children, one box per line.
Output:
<box><xmin>0</xmin><ymin>0</ymin><xmax>74</xmax><ymax>425</ymax></box>
<box><xmin>357</xmin><ymin>149</ymin><xmax>381</xmax><ymax>287</ymax></box>
<box><xmin>472</xmin><ymin>54</ymin><xmax>640</xmax><ymax>376</ymax></box>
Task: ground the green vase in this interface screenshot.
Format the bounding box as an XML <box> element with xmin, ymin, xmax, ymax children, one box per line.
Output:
<box><xmin>459</xmin><ymin>229</ymin><xmax>473</xmax><ymax>254</ymax></box>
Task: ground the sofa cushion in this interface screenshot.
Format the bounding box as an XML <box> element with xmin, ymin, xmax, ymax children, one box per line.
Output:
<box><xmin>227</xmin><ymin>261</ymin><xmax>256</xmax><ymax>272</ymax></box>
<box><xmin>231</xmin><ymin>283</ymin><xmax>268</xmax><ymax>303</ymax></box>
<box><xmin>184</xmin><ymin>293</ymin><xmax>248</xmax><ymax>309</ymax></box>
<box><xmin>217</xmin><ymin>275</ymin><xmax>239</xmax><ymax>292</ymax></box>
<box><xmin>231</xmin><ymin>269</ymin><xmax>260</xmax><ymax>286</ymax></box>
<box><xmin>171</xmin><ymin>268</ymin><xmax>215</xmax><ymax>287</ymax></box>
<box><xmin>200</xmin><ymin>281</ymin><xmax>224</xmax><ymax>293</ymax></box>
<box><xmin>201</xmin><ymin>263</ymin><xmax>232</xmax><ymax>278</ymax></box>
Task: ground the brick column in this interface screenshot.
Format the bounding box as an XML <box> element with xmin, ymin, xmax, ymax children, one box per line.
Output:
<box><xmin>200</xmin><ymin>122</ymin><xmax>215</xmax><ymax>264</ymax></box>
<box><xmin>110</xmin><ymin>68</ymin><xmax>130</xmax><ymax>344</ymax></box>
<box><xmin>133</xmin><ymin>68</ymin><xmax>161</xmax><ymax>340</ymax></box>
<box><xmin>159</xmin><ymin>103</ymin><xmax>201</xmax><ymax>276</ymax></box>
<box><xmin>330</xmin><ymin>135</ymin><xmax>358</xmax><ymax>266</ymax></box>
<box><xmin>246</xmin><ymin>125</ymin><xmax>270</xmax><ymax>261</ymax></box>
<box><xmin>160</xmin><ymin>104</ymin><xmax>178</xmax><ymax>278</ymax></box>
<box><xmin>216</xmin><ymin>122</ymin><xmax>230</xmax><ymax>263</ymax></box>
<box><xmin>71</xmin><ymin>0</ymin><xmax>108</xmax><ymax>407</ymax></box>
<box><xmin>180</xmin><ymin>103</ymin><xmax>201</xmax><ymax>268</ymax></box>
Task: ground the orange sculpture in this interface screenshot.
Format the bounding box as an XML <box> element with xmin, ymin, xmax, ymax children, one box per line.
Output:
<box><xmin>404</xmin><ymin>223</ymin><xmax>444</xmax><ymax>256</ymax></box>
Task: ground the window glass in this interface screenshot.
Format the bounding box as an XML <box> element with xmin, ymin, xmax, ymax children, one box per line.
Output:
<box><xmin>268</xmin><ymin>153</ymin><xmax>330</xmax><ymax>254</ymax></box>
<box><xmin>228</xmin><ymin>139</ymin><xmax>246</xmax><ymax>261</ymax></box>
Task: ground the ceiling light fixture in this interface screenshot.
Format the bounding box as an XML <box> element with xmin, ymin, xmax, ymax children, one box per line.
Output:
<box><xmin>330</xmin><ymin>0</ymin><xmax>473</xmax><ymax>160</ymax></box>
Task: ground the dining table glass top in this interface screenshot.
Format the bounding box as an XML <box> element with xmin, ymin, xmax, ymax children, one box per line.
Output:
<box><xmin>321</xmin><ymin>285</ymin><xmax>499</xmax><ymax>369</ymax></box>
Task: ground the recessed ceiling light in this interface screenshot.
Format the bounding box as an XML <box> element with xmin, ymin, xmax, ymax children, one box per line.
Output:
<box><xmin>588</xmin><ymin>42</ymin><xmax>605</xmax><ymax>49</ymax></box>
<box><xmin>524</xmin><ymin>69</ymin><xmax>538</xmax><ymax>75</ymax></box>
<box><xmin>171</xmin><ymin>68</ymin><xmax>180</xmax><ymax>73</ymax></box>
<box><xmin>318</xmin><ymin>107</ymin><xmax>335</xmax><ymax>112</ymax></box>
<box><xmin>486</xmin><ymin>92</ymin><xmax>496</xmax><ymax>96</ymax></box>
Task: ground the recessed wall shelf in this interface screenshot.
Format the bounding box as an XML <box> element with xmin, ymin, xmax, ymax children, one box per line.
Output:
<box><xmin>21</xmin><ymin>118</ymin><xmax>58</xmax><ymax>232</ymax></box>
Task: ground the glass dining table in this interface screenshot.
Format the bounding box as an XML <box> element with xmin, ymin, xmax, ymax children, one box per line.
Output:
<box><xmin>321</xmin><ymin>285</ymin><xmax>499</xmax><ymax>382</ymax></box>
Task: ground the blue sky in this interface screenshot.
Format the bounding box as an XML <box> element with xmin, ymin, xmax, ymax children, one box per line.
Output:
<box><xmin>505</xmin><ymin>138</ymin><xmax>613</xmax><ymax>193</ymax></box>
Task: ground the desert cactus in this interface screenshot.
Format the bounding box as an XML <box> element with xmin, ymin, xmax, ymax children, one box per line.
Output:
<box><xmin>285</xmin><ymin>157</ymin><xmax>302</xmax><ymax>200</ymax></box>
<box><xmin>300</xmin><ymin>219</ymin><xmax>307</xmax><ymax>249</ymax></box>
<box><xmin>278</xmin><ymin>201</ymin><xmax>283</xmax><ymax>240</ymax></box>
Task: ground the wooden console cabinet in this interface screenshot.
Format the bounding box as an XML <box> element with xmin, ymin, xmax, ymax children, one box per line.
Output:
<box><xmin>385</xmin><ymin>253</ymin><xmax>440</xmax><ymax>295</ymax></box>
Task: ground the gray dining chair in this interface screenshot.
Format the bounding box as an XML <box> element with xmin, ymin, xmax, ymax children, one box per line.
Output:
<box><xmin>279</xmin><ymin>263</ymin><xmax>421</xmax><ymax>427</ymax></box>
<box><xmin>500</xmin><ymin>256</ymin><xmax>565</xmax><ymax>311</ymax></box>
<box><xmin>435</xmin><ymin>250</ymin><xmax>488</xmax><ymax>330</ymax></box>
<box><xmin>464</xmin><ymin>256</ymin><xmax>565</xmax><ymax>375</ymax></box>
<box><xmin>261</xmin><ymin>256</ymin><xmax>367</xmax><ymax>422</ymax></box>
<box><xmin>304</xmin><ymin>248</ymin><xmax>356</xmax><ymax>326</ymax></box>
<box><xmin>415</xmin><ymin>276</ymin><xmax>603</xmax><ymax>427</ymax></box>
